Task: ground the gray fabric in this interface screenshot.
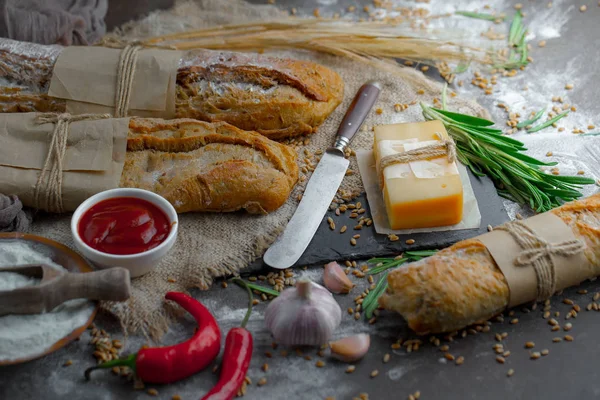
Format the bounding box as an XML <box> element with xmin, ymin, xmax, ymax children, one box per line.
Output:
<box><xmin>0</xmin><ymin>194</ymin><xmax>30</xmax><ymax>232</ymax></box>
<box><xmin>0</xmin><ymin>0</ymin><xmax>107</xmax><ymax>46</ymax></box>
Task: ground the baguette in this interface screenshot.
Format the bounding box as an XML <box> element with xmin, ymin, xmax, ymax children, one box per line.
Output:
<box><xmin>120</xmin><ymin>118</ymin><xmax>299</xmax><ymax>214</ymax></box>
<box><xmin>379</xmin><ymin>193</ymin><xmax>600</xmax><ymax>335</ymax></box>
<box><xmin>0</xmin><ymin>39</ymin><xmax>344</xmax><ymax>139</ymax></box>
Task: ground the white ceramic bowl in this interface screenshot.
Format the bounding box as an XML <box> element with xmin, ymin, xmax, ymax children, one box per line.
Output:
<box><xmin>71</xmin><ymin>188</ymin><xmax>178</xmax><ymax>278</ymax></box>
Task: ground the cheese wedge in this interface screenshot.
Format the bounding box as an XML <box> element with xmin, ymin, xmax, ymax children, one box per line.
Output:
<box><xmin>373</xmin><ymin>120</ymin><xmax>463</xmax><ymax>230</ymax></box>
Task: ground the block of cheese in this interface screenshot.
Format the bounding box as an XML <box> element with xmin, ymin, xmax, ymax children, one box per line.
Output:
<box><xmin>373</xmin><ymin>120</ymin><xmax>464</xmax><ymax>230</ymax></box>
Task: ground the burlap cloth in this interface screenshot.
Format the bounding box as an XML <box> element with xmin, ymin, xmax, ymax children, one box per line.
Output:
<box><xmin>30</xmin><ymin>0</ymin><xmax>488</xmax><ymax>339</ymax></box>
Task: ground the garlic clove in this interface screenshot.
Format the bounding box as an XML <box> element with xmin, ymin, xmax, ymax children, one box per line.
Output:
<box><xmin>323</xmin><ymin>261</ymin><xmax>355</xmax><ymax>294</ymax></box>
<box><xmin>329</xmin><ymin>334</ymin><xmax>371</xmax><ymax>362</ymax></box>
<box><xmin>265</xmin><ymin>279</ymin><xmax>342</xmax><ymax>346</ymax></box>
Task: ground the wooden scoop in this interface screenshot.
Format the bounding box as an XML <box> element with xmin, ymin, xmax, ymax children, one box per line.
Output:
<box><xmin>0</xmin><ymin>264</ymin><xmax>131</xmax><ymax>316</ymax></box>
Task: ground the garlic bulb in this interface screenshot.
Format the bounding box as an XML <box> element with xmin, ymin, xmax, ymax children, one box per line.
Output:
<box><xmin>265</xmin><ymin>279</ymin><xmax>342</xmax><ymax>346</ymax></box>
<box><xmin>323</xmin><ymin>261</ymin><xmax>355</xmax><ymax>294</ymax></box>
<box><xmin>330</xmin><ymin>334</ymin><xmax>371</xmax><ymax>362</ymax></box>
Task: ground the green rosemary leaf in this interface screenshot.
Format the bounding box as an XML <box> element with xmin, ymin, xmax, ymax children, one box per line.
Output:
<box><xmin>527</xmin><ymin>111</ymin><xmax>569</xmax><ymax>133</ymax></box>
<box><xmin>516</xmin><ymin>108</ymin><xmax>546</xmax><ymax>128</ymax></box>
<box><xmin>368</xmin><ymin>258</ymin><xmax>408</xmax><ymax>275</ymax></box>
<box><xmin>455</xmin><ymin>11</ymin><xmax>503</xmax><ymax>21</ymax></box>
<box><xmin>509</xmin><ymin>152</ymin><xmax>557</xmax><ymax>167</ymax></box>
<box><xmin>405</xmin><ymin>250</ymin><xmax>439</xmax><ymax>258</ymax></box>
<box><xmin>546</xmin><ymin>175</ymin><xmax>596</xmax><ymax>185</ymax></box>
<box><xmin>508</xmin><ymin>11</ymin><xmax>523</xmax><ymax>47</ymax></box>
<box><xmin>367</xmin><ymin>257</ymin><xmax>396</xmax><ymax>264</ymax></box>
<box><xmin>580</xmin><ymin>132</ymin><xmax>600</xmax><ymax>136</ymax></box>
<box><xmin>235</xmin><ymin>281</ymin><xmax>280</xmax><ymax>297</ymax></box>
<box><xmin>429</xmin><ymin>107</ymin><xmax>495</xmax><ymax>126</ymax></box>
<box><xmin>453</xmin><ymin>60</ymin><xmax>471</xmax><ymax>74</ymax></box>
<box><xmin>363</xmin><ymin>273</ymin><xmax>389</xmax><ymax>319</ymax></box>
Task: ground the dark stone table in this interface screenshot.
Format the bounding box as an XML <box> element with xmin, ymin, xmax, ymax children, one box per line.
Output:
<box><xmin>2</xmin><ymin>1</ymin><xmax>600</xmax><ymax>399</ymax></box>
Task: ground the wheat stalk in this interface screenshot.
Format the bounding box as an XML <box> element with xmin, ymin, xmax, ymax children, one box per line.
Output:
<box><xmin>140</xmin><ymin>19</ymin><xmax>490</xmax><ymax>68</ymax></box>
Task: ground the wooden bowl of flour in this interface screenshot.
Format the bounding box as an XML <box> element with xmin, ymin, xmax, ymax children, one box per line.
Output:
<box><xmin>0</xmin><ymin>233</ymin><xmax>98</xmax><ymax>366</ymax></box>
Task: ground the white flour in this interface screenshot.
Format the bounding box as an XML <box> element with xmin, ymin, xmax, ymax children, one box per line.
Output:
<box><xmin>0</xmin><ymin>242</ymin><xmax>95</xmax><ymax>362</ymax></box>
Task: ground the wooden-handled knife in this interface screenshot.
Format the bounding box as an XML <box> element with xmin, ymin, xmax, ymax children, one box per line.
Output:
<box><xmin>264</xmin><ymin>81</ymin><xmax>382</xmax><ymax>269</ymax></box>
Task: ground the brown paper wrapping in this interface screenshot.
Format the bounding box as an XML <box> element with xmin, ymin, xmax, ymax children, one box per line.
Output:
<box><xmin>477</xmin><ymin>213</ymin><xmax>590</xmax><ymax>307</ymax></box>
<box><xmin>0</xmin><ymin>113</ymin><xmax>129</xmax><ymax>212</ymax></box>
<box><xmin>48</xmin><ymin>47</ymin><xmax>182</xmax><ymax>118</ymax></box>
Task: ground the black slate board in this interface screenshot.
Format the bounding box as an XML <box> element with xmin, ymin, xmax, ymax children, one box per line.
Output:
<box><xmin>249</xmin><ymin>168</ymin><xmax>509</xmax><ymax>272</ymax></box>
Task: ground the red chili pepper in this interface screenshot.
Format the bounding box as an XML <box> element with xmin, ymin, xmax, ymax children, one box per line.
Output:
<box><xmin>201</xmin><ymin>279</ymin><xmax>254</xmax><ymax>400</ymax></box>
<box><xmin>85</xmin><ymin>292</ymin><xmax>221</xmax><ymax>384</ymax></box>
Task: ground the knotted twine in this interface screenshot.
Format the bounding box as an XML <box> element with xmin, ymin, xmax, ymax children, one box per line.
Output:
<box><xmin>114</xmin><ymin>43</ymin><xmax>143</xmax><ymax>118</ymax></box>
<box><xmin>0</xmin><ymin>194</ymin><xmax>30</xmax><ymax>232</ymax></box>
<box><xmin>103</xmin><ymin>37</ymin><xmax>177</xmax><ymax>118</ymax></box>
<box><xmin>497</xmin><ymin>220</ymin><xmax>585</xmax><ymax>301</ymax></box>
<box><xmin>380</xmin><ymin>134</ymin><xmax>457</xmax><ymax>171</ymax></box>
<box><xmin>33</xmin><ymin>113</ymin><xmax>110</xmax><ymax>213</ymax></box>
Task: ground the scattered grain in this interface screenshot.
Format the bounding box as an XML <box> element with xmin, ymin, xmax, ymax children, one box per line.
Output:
<box><xmin>580</xmin><ymin>5</ymin><xmax>588</xmax><ymax>12</ymax></box>
<box><xmin>565</xmin><ymin>83</ymin><xmax>574</xmax><ymax>90</ymax></box>
<box><xmin>455</xmin><ymin>356</ymin><xmax>465</xmax><ymax>365</ymax></box>
<box><xmin>496</xmin><ymin>356</ymin><xmax>506</xmax><ymax>364</ymax></box>
<box><xmin>346</xmin><ymin>365</ymin><xmax>356</xmax><ymax>373</ymax></box>
<box><xmin>147</xmin><ymin>389</ymin><xmax>159</xmax><ymax>396</ymax></box>
<box><xmin>564</xmin><ymin>335</ymin><xmax>574</xmax><ymax>341</ymax></box>
<box><xmin>370</xmin><ymin>369</ymin><xmax>379</xmax><ymax>378</ymax></box>
<box><xmin>316</xmin><ymin>360</ymin><xmax>325</xmax><ymax>368</ymax></box>
<box><xmin>383</xmin><ymin>353</ymin><xmax>391</xmax><ymax>363</ymax></box>
<box><xmin>530</xmin><ymin>352</ymin><xmax>541</xmax><ymax>360</ymax></box>
<box><xmin>406</xmin><ymin>239</ymin><xmax>416</xmax><ymax>245</ymax></box>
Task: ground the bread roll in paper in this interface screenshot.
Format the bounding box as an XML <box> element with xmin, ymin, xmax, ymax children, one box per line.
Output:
<box><xmin>379</xmin><ymin>193</ymin><xmax>600</xmax><ymax>335</ymax></box>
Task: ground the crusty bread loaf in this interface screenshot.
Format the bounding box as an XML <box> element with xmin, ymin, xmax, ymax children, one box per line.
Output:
<box><xmin>120</xmin><ymin>118</ymin><xmax>299</xmax><ymax>214</ymax></box>
<box><xmin>379</xmin><ymin>193</ymin><xmax>600</xmax><ymax>335</ymax></box>
<box><xmin>0</xmin><ymin>39</ymin><xmax>344</xmax><ymax>139</ymax></box>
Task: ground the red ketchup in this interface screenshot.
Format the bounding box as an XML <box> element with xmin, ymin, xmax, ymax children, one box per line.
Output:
<box><xmin>78</xmin><ymin>197</ymin><xmax>170</xmax><ymax>255</ymax></box>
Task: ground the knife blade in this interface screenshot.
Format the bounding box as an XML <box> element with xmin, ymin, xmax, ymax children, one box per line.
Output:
<box><xmin>264</xmin><ymin>81</ymin><xmax>382</xmax><ymax>269</ymax></box>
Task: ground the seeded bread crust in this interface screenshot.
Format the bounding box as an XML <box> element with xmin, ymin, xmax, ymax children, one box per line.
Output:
<box><xmin>379</xmin><ymin>193</ymin><xmax>600</xmax><ymax>335</ymax></box>
<box><xmin>120</xmin><ymin>118</ymin><xmax>299</xmax><ymax>214</ymax></box>
<box><xmin>0</xmin><ymin>40</ymin><xmax>344</xmax><ymax>140</ymax></box>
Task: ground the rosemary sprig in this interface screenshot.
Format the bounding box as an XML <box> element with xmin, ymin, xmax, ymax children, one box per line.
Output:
<box><xmin>362</xmin><ymin>272</ymin><xmax>388</xmax><ymax>319</ymax></box>
<box><xmin>494</xmin><ymin>11</ymin><xmax>529</xmax><ymax>70</ymax></box>
<box><xmin>455</xmin><ymin>11</ymin><xmax>504</xmax><ymax>22</ymax></box>
<box><xmin>367</xmin><ymin>250</ymin><xmax>438</xmax><ymax>275</ymax></box>
<box><xmin>362</xmin><ymin>251</ymin><xmax>438</xmax><ymax>319</ymax></box>
<box><xmin>516</xmin><ymin>108</ymin><xmax>545</xmax><ymax>129</ymax></box>
<box><xmin>233</xmin><ymin>280</ymin><xmax>280</xmax><ymax>297</ymax></box>
<box><xmin>581</xmin><ymin>132</ymin><xmax>600</xmax><ymax>137</ymax></box>
<box><xmin>421</xmin><ymin>102</ymin><xmax>595</xmax><ymax>212</ymax></box>
<box><xmin>527</xmin><ymin>110</ymin><xmax>569</xmax><ymax>133</ymax></box>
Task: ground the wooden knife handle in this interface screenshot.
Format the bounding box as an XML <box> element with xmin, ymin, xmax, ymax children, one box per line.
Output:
<box><xmin>49</xmin><ymin>268</ymin><xmax>131</xmax><ymax>307</ymax></box>
<box><xmin>334</xmin><ymin>81</ymin><xmax>382</xmax><ymax>147</ymax></box>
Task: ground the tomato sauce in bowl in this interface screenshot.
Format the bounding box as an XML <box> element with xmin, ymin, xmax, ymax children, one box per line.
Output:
<box><xmin>78</xmin><ymin>197</ymin><xmax>171</xmax><ymax>255</ymax></box>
